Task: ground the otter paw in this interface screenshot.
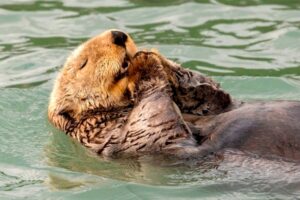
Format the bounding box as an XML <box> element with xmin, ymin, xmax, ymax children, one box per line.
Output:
<box><xmin>133</xmin><ymin>51</ymin><xmax>162</xmax><ymax>68</ymax></box>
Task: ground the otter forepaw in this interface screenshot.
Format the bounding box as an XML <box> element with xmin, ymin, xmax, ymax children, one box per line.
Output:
<box><xmin>133</xmin><ymin>51</ymin><xmax>161</xmax><ymax>67</ymax></box>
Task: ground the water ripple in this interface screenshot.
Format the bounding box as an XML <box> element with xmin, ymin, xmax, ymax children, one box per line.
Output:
<box><xmin>0</xmin><ymin>0</ymin><xmax>300</xmax><ymax>199</ymax></box>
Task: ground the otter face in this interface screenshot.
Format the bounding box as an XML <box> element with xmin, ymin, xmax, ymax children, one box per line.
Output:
<box><xmin>48</xmin><ymin>30</ymin><xmax>138</xmax><ymax>130</ymax></box>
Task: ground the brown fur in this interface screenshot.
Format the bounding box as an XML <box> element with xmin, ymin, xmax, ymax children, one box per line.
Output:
<box><xmin>48</xmin><ymin>30</ymin><xmax>228</xmax><ymax>158</ymax></box>
<box><xmin>149</xmin><ymin>52</ymin><xmax>232</xmax><ymax>115</ymax></box>
<box><xmin>186</xmin><ymin>101</ymin><xmax>300</xmax><ymax>161</ymax></box>
<box><xmin>51</xmin><ymin>51</ymin><xmax>201</xmax><ymax>157</ymax></box>
<box><xmin>48</xmin><ymin>30</ymin><xmax>137</xmax><ymax>131</ymax></box>
<box><xmin>48</xmin><ymin>30</ymin><xmax>300</xmax><ymax>161</ymax></box>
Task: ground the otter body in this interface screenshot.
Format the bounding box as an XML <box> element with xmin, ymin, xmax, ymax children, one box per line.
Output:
<box><xmin>48</xmin><ymin>30</ymin><xmax>300</xmax><ymax>162</ymax></box>
<box><xmin>185</xmin><ymin>101</ymin><xmax>300</xmax><ymax>161</ymax></box>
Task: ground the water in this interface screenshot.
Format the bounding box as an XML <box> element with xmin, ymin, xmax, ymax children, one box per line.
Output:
<box><xmin>1</xmin><ymin>0</ymin><xmax>300</xmax><ymax>199</ymax></box>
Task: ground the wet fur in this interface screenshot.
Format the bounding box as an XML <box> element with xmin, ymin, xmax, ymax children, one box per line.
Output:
<box><xmin>48</xmin><ymin>30</ymin><xmax>137</xmax><ymax>131</ymax></box>
<box><xmin>48</xmin><ymin>30</ymin><xmax>300</xmax><ymax>161</ymax></box>
<box><xmin>50</xmin><ymin>49</ymin><xmax>224</xmax><ymax>158</ymax></box>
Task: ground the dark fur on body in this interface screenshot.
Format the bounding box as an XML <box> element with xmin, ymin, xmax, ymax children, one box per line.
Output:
<box><xmin>49</xmin><ymin>30</ymin><xmax>300</xmax><ymax>161</ymax></box>
<box><xmin>185</xmin><ymin>101</ymin><xmax>300</xmax><ymax>161</ymax></box>
<box><xmin>62</xmin><ymin>52</ymin><xmax>226</xmax><ymax>158</ymax></box>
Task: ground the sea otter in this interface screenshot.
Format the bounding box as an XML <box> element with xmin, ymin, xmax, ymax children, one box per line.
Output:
<box><xmin>48</xmin><ymin>30</ymin><xmax>300</xmax><ymax>161</ymax></box>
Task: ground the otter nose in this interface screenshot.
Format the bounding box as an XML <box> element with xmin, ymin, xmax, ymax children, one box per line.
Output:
<box><xmin>112</xmin><ymin>31</ymin><xmax>128</xmax><ymax>47</ymax></box>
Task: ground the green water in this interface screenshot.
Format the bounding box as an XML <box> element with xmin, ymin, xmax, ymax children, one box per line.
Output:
<box><xmin>1</xmin><ymin>0</ymin><xmax>300</xmax><ymax>199</ymax></box>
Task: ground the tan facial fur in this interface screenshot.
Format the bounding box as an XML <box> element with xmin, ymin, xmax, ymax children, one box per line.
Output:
<box><xmin>48</xmin><ymin>30</ymin><xmax>137</xmax><ymax>131</ymax></box>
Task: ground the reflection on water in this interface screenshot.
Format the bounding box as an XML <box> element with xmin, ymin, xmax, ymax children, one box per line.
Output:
<box><xmin>45</xmin><ymin>130</ymin><xmax>300</xmax><ymax>197</ymax></box>
<box><xmin>42</xmin><ymin>130</ymin><xmax>300</xmax><ymax>200</ymax></box>
<box><xmin>0</xmin><ymin>0</ymin><xmax>300</xmax><ymax>199</ymax></box>
<box><xmin>46</xmin><ymin>131</ymin><xmax>199</xmax><ymax>186</ymax></box>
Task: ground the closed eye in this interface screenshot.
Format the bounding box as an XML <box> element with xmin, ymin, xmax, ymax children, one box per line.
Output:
<box><xmin>122</xmin><ymin>55</ymin><xmax>129</xmax><ymax>69</ymax></box>
<box><xmin>79</xmin><ymin>59</ymin><xmax>88</xmax><ymax>69</ymax></box>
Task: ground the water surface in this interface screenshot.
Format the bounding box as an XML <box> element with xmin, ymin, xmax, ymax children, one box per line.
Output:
<box><xmin>1</xmin><ymin>0</ymin><xmax>300</xmax><ymax>199</ymax></box>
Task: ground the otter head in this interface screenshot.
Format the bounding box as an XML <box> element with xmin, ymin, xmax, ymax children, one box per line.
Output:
<box><xmin>48</xmin><ymin>30</ymin><xmax>137</xmax><ymax>130</ymax></box>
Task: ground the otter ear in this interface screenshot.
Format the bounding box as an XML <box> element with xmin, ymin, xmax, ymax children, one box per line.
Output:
<box><xmin>54</xmin><ymin>106</ymin><xmax>75</xmax><ymax>131</ymax></box>
<box><xmin>48</xmin><ymin>103</ymin><xmax>75</xmax><ymax>131</ymax></box>
<box><xmin>55</xmin><ymin>102</ymin><xmax>75</xmax><ymax>121</ymax></box>
<box><xmin>58</xmin><ymin>108</ymin><xmax>74</xmax><ymax>121</ymax></box>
